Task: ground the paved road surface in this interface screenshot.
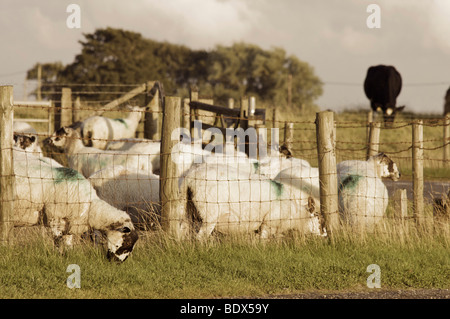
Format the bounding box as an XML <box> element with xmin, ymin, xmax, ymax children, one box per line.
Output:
<box><xmin>384</xmin><ymin>180</ymin><xmax>450</xmax><ymax>202</ymax></box>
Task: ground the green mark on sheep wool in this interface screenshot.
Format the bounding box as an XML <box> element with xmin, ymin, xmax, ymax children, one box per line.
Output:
<box><xmin>270</xmin><ymin>180</ymin><xmax>284</xmax><ymax>199</ymax></box>
<box><xmin>53</xmin><ymin>167</ymin><xmax>84</xmax><ymax>184</ymax></box>
<box><xmin>113</xmin><ymin>118</ymin><xmax>128</xmax><ymax>129</ymax></box>
<box><xmin>252</xmin><ymin>162</ymin><xmax>260</xmax><ymax>174</ymax></box>
<box><xmin>339</xmin><ymin>174</ymin><xmax>363</xmax><ymax>192</ymax></box>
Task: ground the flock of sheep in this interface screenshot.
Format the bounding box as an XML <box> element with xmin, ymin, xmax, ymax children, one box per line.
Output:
<box><xmin>10</xmin><ymin>105</ymin><xmax>400</xmax><ymax>262</ymax></box>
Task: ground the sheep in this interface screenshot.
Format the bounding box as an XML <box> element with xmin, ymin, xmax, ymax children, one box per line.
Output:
<box><xmin>110</xmin><ymin>139</ymin><xmax>161</xmax><ymax>174</ymax></box>
<box><xmin>12</xmin><ymin>150</ymin><xmax>139</xmax><ymax>262</ymax></box>
<box><xmin>172</xmin><ymin>140</ymin><xmax>262</xmax><ymax>182</ymax></box>
<box><xmin>275</xmin><ymin>153</ymin><xmax>400</xmax><ymax>232</ymax></box>
<box><xmin>45</xmin><ymin>126</ymin><xmax>153</xmax><ymax>178</ymax></box>
<box><xmin>336</xmin><ymin>153</ymin><xmax>400</xmax><ymax>231</ymax></box>
<box><xmin>274</xmin><ymin>165</ymin><xmax>320</xmax><ymax>201</ymax></box>
<box><xmin>13</xmin><ymin>134</ymin><xmax>42</xmax><ymax>157</ymax></box>
<box><xmin>13</xmin><ymin>121</ymin><xmax>38</xmax><ymax>136</ymax></box>
<box><xmin>81</xmin><ymin>105</ymin><xmax>145</xmax><ymax>149</ymax></box>
<box><xmin>253</xmin><ymin>143</ymin><xmax>311</xmax><ymax>179</ymax></box>
<box><xmin>258</xmin><ymin>155</ymin><xmax>311</xmax><ymax>179</ymax></box>
<box><xmin>88</xmin><ymin>165</ymin><xmax>160</xmax><ymax>230</ymax></box>
<box><xmin>13</xmin><ymin>121</ymin><xmax>43</xmax><ymax>156</ymax></box>
<box><xmin>106</xmin><ymin>137</ymin><xmax>162</xmax><ymax>175</ymax></box>
<box><xmin>181</xmin><ymin>163</ymin><xmax>322</xmax><ymax>240</ymax></box>
<box><xmin>106</xmin><ymin>138</ymin><xmax>156</xmax><ymax>151</ymax></box>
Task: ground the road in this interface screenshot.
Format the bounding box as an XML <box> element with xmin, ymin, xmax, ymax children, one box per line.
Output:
<box><xmin>384</xmin><ymin>180</ymin><xmax>450</xmax><ymax>203</ymax></box>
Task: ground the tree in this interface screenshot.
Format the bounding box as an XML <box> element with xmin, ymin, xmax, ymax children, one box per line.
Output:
<box><xmin>25</xmin><ymin>28</ymin><xmax>322</xmax><ymax>112</ymax></box>
<box><xmin>204</xmin><ymin>42</ymin><xmax>322</xmax><ymax>110</ymax></box>
<box><xmin>26</xmin><ymin>62</ymin><xmax>64</xmax><ymax>100</ymax></box>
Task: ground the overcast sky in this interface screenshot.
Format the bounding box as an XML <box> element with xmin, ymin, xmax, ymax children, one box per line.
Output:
<box><xmin>1</xmin><ymin>0</ymin><xmax>449</xmax><ymax>114</ymax></box>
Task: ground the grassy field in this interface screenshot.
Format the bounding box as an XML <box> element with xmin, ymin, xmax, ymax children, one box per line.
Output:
<box><xmin>5</xmin><ymin>103</ymin><xmax>448</xmax><ymax>299</ymax></box>
<box><xmin>0</xmin><ymin>227</ymin><xmax>448</xmax><ymax>299</ymax></box>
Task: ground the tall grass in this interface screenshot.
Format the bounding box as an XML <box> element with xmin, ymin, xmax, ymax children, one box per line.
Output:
<box><xmin>1</xmin><ymin>223</ymin><xmax>448</xmax><ymax>299</ymax></box>
<box><xmin>5</xmin><ymin>103</ymin><xmax>448</xmax><ymax>299</ymax></box>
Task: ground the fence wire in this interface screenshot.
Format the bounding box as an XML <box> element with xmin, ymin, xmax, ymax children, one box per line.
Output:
<box><xmin>2</xmin><ymin>83</ymin><xmax>449</xmax><ymax>245</ymax></box>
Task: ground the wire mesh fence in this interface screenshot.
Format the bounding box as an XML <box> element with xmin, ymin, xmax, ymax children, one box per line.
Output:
<box><xmin>0</xmin><ymin>83</ymin><xmax>449</xmax><ymax>247</ymax></box>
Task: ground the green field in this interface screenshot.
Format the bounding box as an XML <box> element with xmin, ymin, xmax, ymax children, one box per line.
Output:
<box><xmin>5</xmin><ymin>104</ymin><xmax>449</xmax><ymax>299</ymax></box>
<box><xmin>0</xmin><ymin>227</ymin><xmax>448</xmax><ymax>299</ymax></box>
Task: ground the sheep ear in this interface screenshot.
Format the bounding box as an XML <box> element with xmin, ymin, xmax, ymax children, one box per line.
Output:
<box><xmin>30</xmin><ymin>136</ymin><xmax>36</xmax><ymax>143</ymax></box>
<box><xmin>279</xmin><ymin>144</ymin><xmax>292</xmax><ymax>158</ymax></box>
<box><xmin>372</xmin><ymin>152</ymin><xmax>386</xmax><ymax>161</ymax></box>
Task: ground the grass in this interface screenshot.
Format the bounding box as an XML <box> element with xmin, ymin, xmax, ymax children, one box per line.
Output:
<box><xmin>0</xmin><ymin>226</ymin><xmax>448</xmax><ymax>299</ymax></box>
<box><xmin>6</xmin><ymin>103</ymin><xmax>449</xmax><ymax>299</ymax></box>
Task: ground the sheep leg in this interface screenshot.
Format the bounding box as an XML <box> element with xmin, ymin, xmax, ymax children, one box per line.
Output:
<box><xmin>258</xmin><ymin>223</ymin><xmax>270</xmax><ymax>239</ymax></box>
<box><xmin>196</xmin><ymin>223</ymin><xmax>217</xmax><ymax>240</ymax></box>
<box><xmin>48</xmin><ymin>217</ymin><xmax>73</xmax><ymax>252</ymax></box>
<box><xmin>194</xmin><ymin>202</ymin><xmax>220</xmax><ymax>240</ymax></box>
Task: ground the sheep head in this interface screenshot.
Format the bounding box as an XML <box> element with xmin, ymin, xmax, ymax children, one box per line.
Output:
<box><xmin>105</xmin><ymin>222</ymin><xmax>139</xmax><ymax>263</ymax></box>
<box><xmin>13</xmin><ymin>134</ymin><xmax>37</xmax><ymax>151</ymax></box>
<box><xmin>46</xmin><ymin>126</ymin><xmax>78</xmax><ymax>151</ymax></box>
<box><xmin>369</xmin><ymin>152</ymin><xmax>401</xmax><ymax>181</ymax></box>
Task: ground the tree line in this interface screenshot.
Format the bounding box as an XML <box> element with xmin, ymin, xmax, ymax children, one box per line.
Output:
<box><xmin>27</xmin><ymin>27</ymin><xmax>322</xmax><ymax>111</ymax></box>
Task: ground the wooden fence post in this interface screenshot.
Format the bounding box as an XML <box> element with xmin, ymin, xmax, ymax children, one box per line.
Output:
<box><xmin>182</xmin><ymin>98</ymin><xmax>190</xmax><ymax>132</ymax></box>
<box><xmin>72</xmin><ymin>96</ymin><xmax>81</xmax><ymax>123</ymax></box>
<box><xmin>160</xmin><ymin>96</ymin><xmax>184</xmax><ymax>239</ymax></box>
<box><xmin>190</xmin><ymin>86</ymin><xmax>199</xmax><ymax>140</ymax></box>
<box><xmin>316</xmin><ymin>111</ymin><xmax>339</xmax><ymax>236</ymax></box>
<box><xmin>256</xmin><ymin>124</ymin><xmax>267</xmax><ymax>159</ymax></box>
<box><xmin>366</xmin><ymin>110</ymin><xmax>373</xmax><ymax>143</ymax></box>
<box><xmin>240</xmin><ymin>96</ymin><xmax>249</xmax><ymax>130</ymax></box>
<box><xmin>393</xmin><ymin>189</ymin><xmax>408</xmax><ymax>220</ymax></box>
<box><xmin>272</xmin><ymin>109</ymin><xmax>278</xmax><ymax>129</ymax></box>
<box><xmin>412</xmin><ymin>120</ymin><xmax>424</xmax><ymax>227</ymax></box>
<box><xmin>48</xmin><ymin>101</ymin><xmax>54</xmax><ymax>136</ymax></box>
<box><xmin>444</xmin><ymin>114</ymin><xmax>450</xmax><ymax>167</ymax></box>
<box><xmin>367</xmin><ymin>121</ymin><xmax>381</xmax><ymax>159</ymax></box>
<box><xmin>0</xmin><ymin>86</ymin><xmax>15</xmax><ymax>245</ymax></box>
<box><xmin>61</xmin><ymin>87</ymin><xmax>72</xmax><ymax>128</ymax></box>
<box><xmin>227</xmin><ymin>98</ymin><xmax>234</xmax><ymax>109</ymax></box>
<box><xmin>283</xmin><ymin>122</ymin><xmax>294</xmax><ymax>153</ymax></box>
<box><xmin>37</xmin><ymin>63</ymin><xmax>42</xmax><ymax>101</ymax></box>
<box><xmin>144</xmin><ymin>82</ymin><xmax>160</xmax><ymax>141</ymax></box>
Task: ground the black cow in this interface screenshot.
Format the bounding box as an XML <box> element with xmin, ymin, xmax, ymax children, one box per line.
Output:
<box><xmin>444</xmin><ymin>86</ymin><xmax>450</xmax><ymax>116</ymax></box>
<box><xmin>364</xmin><ymin>65</ymin><xmax>404</xmax><ymax>126</ymax></box>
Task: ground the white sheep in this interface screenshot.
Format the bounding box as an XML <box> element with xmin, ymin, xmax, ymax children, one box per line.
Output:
<box><xmin>13</xmin><ymin>121</ymin><xmax>43</xmax><ymax>156</ymax></box>
<box><xmin>115</xmin><ymin>139</ymin><xmax>161</xmax><ymax>174</ymax></box>
<box><xmin>258</xmin><ymin>155</ymin><xmax>312</xmax><ymax>179</ymax></box>
<box><xmin>13</xmin><ymin>134</ymin><xmax>43</xmax><ymax>157</ymax></box>
<box><xmin>81</xmin><ymin>105</ymin><xmax>145</xmax><ymax>149</ymax></box>
<box><xmin>274</xmin><ymin>164</ymin><xmax>320</xmax><ymax>201</ymax></box>
<box><xmin>12</xmin><ymin>150</ymin><xmax>139</xmax><ymax>262</ymax></box>
<box><xmin>181</xmin><ymin>163</ymin><xmax>322</xmax><ymax>240</ymax></box>
<box><xmin>337</xmin><ymin>153</ymin><xmax>400</xmax><ymax>231</ymax></box>
<box><xmin>275</xmin><ymin>153</ymin><xmax>400</xmax><ymax>232</ymax></box>
<box><xmin>173</xmin><ymin>141</ymin><xmax>259</xmax><ymax>182</ymax></box>
<box><xmin>106</xmin><ymin>138</ymin><xmax>161</xmax><ymax>174</ymax></box>
<box><xmin>105</xmin><ymin>138</ymin><xmax>155</xmax><ymax>151</ymax></box>
<box><xmin>88</xmin><ymin>165</ymin><xmax>160</xmax><ymax>230</ymax></box>
<box><xmin>46</xmin><ymin>126</ymin><xmax>153</xmax><ymax>178</ymax></box>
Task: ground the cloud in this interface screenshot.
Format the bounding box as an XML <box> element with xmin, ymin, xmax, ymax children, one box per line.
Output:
<box><xmin>82</xmin><ymin>0</ymin><xmax>260</xmax><ymax>49</ymax></box>
<box><xmin>428</xmin><ymin>0</ymin><xmax>450</xmax><ymax>53</ymax></box>
<box><xmin>1</xmin><ymin>0</ymin><xmax>449</xmax><ymax>113</ymax></box>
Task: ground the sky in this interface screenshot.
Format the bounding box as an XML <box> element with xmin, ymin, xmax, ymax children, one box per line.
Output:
<box><xmin>0</xmin><ymin>0</ymin><xmax>449</xmax><ymax>114</ymax></box>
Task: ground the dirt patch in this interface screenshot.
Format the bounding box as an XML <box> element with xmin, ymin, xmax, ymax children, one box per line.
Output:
<box><xmin>237</xmin><ymin>289</ymin><xmax>450</xmax><ymax>299</ymax></box>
